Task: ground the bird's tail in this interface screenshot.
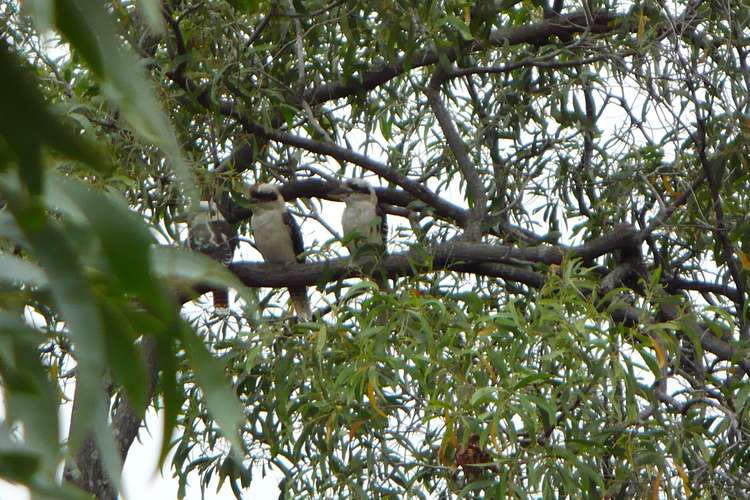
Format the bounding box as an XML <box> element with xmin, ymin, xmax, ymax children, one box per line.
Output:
<box><xmin>289</xmin><ymin>287</ymin><xmax>311</xmax><ymax>321</ymax></box>
<box><xmin>212</xmin><ymin>288</ymin><xmax>230</xmax><ymax>316</ymax></box>
<box><xmin>373</xmin><ymin>273</ymin><xmax>390</xmax><ymax>291</ymax></box>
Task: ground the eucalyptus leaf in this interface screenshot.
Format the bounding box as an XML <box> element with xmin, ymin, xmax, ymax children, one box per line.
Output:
<box><xmin>54</xmin><ymin>177</ymin><xmax>171</xmax><ymax>316</ymax></box>
<box><xmin>136</xmin><ymin>0</ymin><xmax>167</xmax><ymax>35</ymax></box>
<box><xmin>0</xmin><ymin>254</ymin><xmax>48</xmax><ymax>287</ymax></box>
<box><xmin>0</xmin><ymin>42</ymin><xmax>109</xmax><ymax>194</ymax></box>
<box><xmin>0</xmin><ymin>313</ymin><xmax>59</xmax><ymax>479</ymax></box>
<box><xmin>52</xmin><ymin>0</ymin><xmax>197</xmax><ymax>208</ymax></box>
<box><xmin>179</xmin><ymin>323</ymin><xmax>245</xmax><ymax>456</ymax></box>
<box><xmin>151</xmin><ymin>246</ymin><xmax>255</xmax><ymax>309</ymax></box>
<box><xmin>0</xmin><ymin>174</ymin><xmax>121</xmax><ymax>491</ymax></box>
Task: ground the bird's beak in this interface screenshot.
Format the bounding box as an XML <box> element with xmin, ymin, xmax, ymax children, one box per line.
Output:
<box><xmin>328</xmin><ymin>186</ymin><xmax>351</xmax><ymax>201</ymax></box>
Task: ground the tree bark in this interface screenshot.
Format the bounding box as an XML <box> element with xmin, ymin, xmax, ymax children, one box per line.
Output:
<box><xmin>63</xmin><ymin>337</ymin><xmax>159</xmax><ymax>499</ymax></box>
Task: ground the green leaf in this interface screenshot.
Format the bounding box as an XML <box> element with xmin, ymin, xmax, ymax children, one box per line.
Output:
<box><xmin>151</xmin><ymin>246</ymin><xmax>255</xmax><ymax>309</ymax></box>
<box><xmin>0</xmin><ymin>313</ymin><xmax>59</xmax><ymax>479</ymax></box>
<box><xmin>513</xmin><ymin>373</ymin><xmax>552</xmax><ymax>390</ymax></box>
<box><xmin>0</xmin><ymin>173</ymin><xmax>121</xmax><ymax>490</ymax></box>
<box><xmin>55</xmin><ymin>177</ymin><xmax>171</xmax><ymax>316</ymax></box>
<box><xmin>98</xmin><ymin>299</ymin><xmax>149</xmax><ymax>417</ymax></box>
<box><xmin>55</xmin><ymin>0</ymin><xmax>105</xmax><ymax>76</ymax></box>
<box><xmin>635</xmin><ymin>342</ymin><xmax>661</xmax><ymax>378</ymax></box>
<box><xmin>0</xmin><ymin>42</ymin><xmax>109</xmax><ymax>194</ymax></box>
<box><xmin>227</xmin><ymin>0</ymin><xmax>261</xmax><ymax>14</ymax></box>
<box><xmin>527</xmin><ymin>394</ymin><xmax>556</xmax><ymax>431</ymax></box>
<box><xmin>179</xmin><ymin>324</ymin><xmax>245</xmax><ymax>456</ymax></box>
<box><xmin>443</xmin><ymin>15</ymin><xmax>474</xmax><ymax>41</ymax></box>
<box><xmin>316</xmin><ymin>323</ymin><xmax>328</xmax><ymax>356</ymax></box>
<box><xmin>155</xmin><ymin>335</ymin><xmax>180</xmax><ymax>469</ymax></box>
<box><xmin>469</xmin><ymin>386</ymin><xmax>500</xmax><ymax>406</ymax></box>
<box><xmin>0</xmin><ymin>254</ymin><xmax>48</xmax><ymax>286</ymax></box>
<box><xmin>340</xmin><ymin>279</ymin><xmax>380</xmax><ymax>303</ymax></box>
<box><xmin>0</xmin><ymin>449</ymin><xmax>39</xmax><ymax>483</ymax></box>
<box><xmin>736</xmin><ymin>383</ymin><xmax>750</xmax><ymax>411</ymax></box>
<box><xmin>577</xmin><ymin>460</ymin><xmax>604</xmax><ymax>495</ymax></box>
<box><xmin>136</xmin><ymin>0</ymin><xmax>166</xmax><ymax>35</ymax></box>
<box><xmin>677</xmin><ymin>317</ymin><xmax>704</xmax><ymax>362</ymax></box>
<box><xmin>24</xmin><ymin>0</ymin><xmax>55</xmax><ymax>32</ymax></box>
<box><xmin>52</xmin><ymin>0</ymin><xmax>198</xmax><ymax>208</ymax></box>
<box><xmin>459</xmin><ymin>478</ymin><xmax>495</xmax><ymax>495</ymax></box>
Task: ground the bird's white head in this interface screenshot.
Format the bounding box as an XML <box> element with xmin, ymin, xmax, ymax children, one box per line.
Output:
<box><xmin>248</xmin><ymin>183</ymin><xmax>285</xmax><ymax>211</ymax></box>
<box><xmin>330</xmin><ymin>178</ymin><xmax>378</xmax><ymax>204</ymax></box>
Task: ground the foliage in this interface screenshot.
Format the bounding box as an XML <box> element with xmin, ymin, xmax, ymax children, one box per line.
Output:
<box><xmin>1</xmin><ymin>0</ymin><xmax>750</xmax><ymax>498</ymax></box>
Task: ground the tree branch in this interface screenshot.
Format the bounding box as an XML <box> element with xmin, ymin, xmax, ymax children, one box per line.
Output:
<box><xmin>63</xmin><ymin>337</ymin><xmax>160</xmax><ymax>500</ymax></box>
<box><xmin>218</xmin><ymin>227</ymin><xmax>749</xmax><ymax>377</ymax></box>
<box><xmin>218</xmin><ymin>178</ymin><xmax>551</xmax><ymax>249</ymax></box>
<box><xmin>110</xmin><ymin>336</ymin><xmax>159</xmax><ymax>462</ymax></box>
<box><xmin>425</xmin><ymin>68</ymin><xmax>488</xmax><ymax>240</ymax></box>
<box><xmin>63</xmin><ymin>379</ymin><xmax>117</xmax><ymax>500</ymax></box>
<box><xmin>639</xmin><ymin>173</ymin><xmax>705</xmax><ymax>237</ymax></box>
<box><xmin>446</xmin><ymin>53</ymin><xmax>625</xmax><ymax>79</ymax></box>
<box><xmin>304</xmin><ymin>11</ymin><xmax>621</xmax><ymax>105</ymax></box>
<box><xmin>664</xmin><ymin>276</ymin><xmax>740</xmax><ymax>303</ymax></box>
<box><xmin>168</xmin><ymin>71</ymin><xmax>470</xmax><ymax>226</ymax></box>
<box><xmin>227</xmin><ymin>225</ymin><xmax>640</xmax><ymax>288</ymax></box>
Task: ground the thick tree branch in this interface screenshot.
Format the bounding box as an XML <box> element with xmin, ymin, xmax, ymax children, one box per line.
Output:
<box><xmin>664</xmin><ymin>276</ymin><xmax>740</xmax><ymax>303</ymax></box>
<box><xmin>229</xmin><ymin>244</ymin><xmax>547</xmax><ymax>289</ymax></box>
<box><xmin>447</xmin><ymin>53</ymin><xmax>624</xmax><ymax>79</ymax></box>
<box><xmin>220</xmin><ymin>228</ymin><xmax>749</xmax><ymax>377</ymax></box>
<box><xmin>63</xmin><ymin>337</ymin><xmax>160</xmax><ymax>500</ymax></box>
<box><xmin>111</xmin><ymin>336</ymin><xmax>159</xmax><ymax>462</ymax></box>
<box><xmin>219</xmin><ymin>178</ymin><xmax>551</xmax><ymax>249</ymax></box>
<box><xmin>228</xmin><ymin>225</ymin><xmax>639</xmax><ymax>288</ymax></box>
<box><xmin>64</xmin><ymin>379</ymin><xmax>117</xmax><ymax>500</ymax></box>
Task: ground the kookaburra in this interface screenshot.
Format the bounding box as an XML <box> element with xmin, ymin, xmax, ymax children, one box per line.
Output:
<box><xmin>330</xmin><ymin>178</ymin><xmax>388</xmax><ymax>286</ymax></box>
<box><xmin>331</xmin><ymin>178</ymin><xmax>387</xmax><ymax>257</ymax></box>
<box><xmin>248</xmin><ymin>183</ymin><xmax>312</xmax><ymax>320</ymax></box>
<box><xmin>188</xmin><ymin>199</ymin><xmax>238</xmax><ymax>315</ymax></box>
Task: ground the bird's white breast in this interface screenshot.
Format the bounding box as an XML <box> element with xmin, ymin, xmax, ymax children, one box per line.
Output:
<box><xmin>342</xmin><ymin>199</ymin><xmax>382</xmax><ymax>245</ymax></box>
<box><xmin>251</xmin><ymin>209</ymin><xmax>297</xmax><ymax>263</ymax></box>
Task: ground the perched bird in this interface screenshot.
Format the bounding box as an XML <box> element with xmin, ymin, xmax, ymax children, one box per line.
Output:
<box><xmin>188</xmin><ymin>199</ymin><xmax>238</xmax><ymax>315</ymax></box>
<box><xmin>331</xmin><ymin>178</ymin><xmax>387</xmax><ymax>255</ymax></box>
<box><xmin>330</xmin><ymin>178</ymin><xmax>388</xmax><ymax>286</ymax></box>
<box><xmin>455</xmin><ymin>434</ymin><xmax>496</xmax><ymax>481</ymax></box>
<box><xmin>247</xmin><ymin>183</ymin><xmax>311</xmax><ymax>320</ymax></box>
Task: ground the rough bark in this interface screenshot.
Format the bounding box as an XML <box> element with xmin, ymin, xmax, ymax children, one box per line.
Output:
<box><xmin>63</xmin><ymin>337</ymin><xmax>159</xmax><ymax>499</ymax></box>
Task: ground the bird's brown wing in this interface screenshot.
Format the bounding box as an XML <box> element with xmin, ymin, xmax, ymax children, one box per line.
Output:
<box><xmin>211</xmin><ymin>220</ymin><xmax>238</xmax><ymax>265</ymax></box>
<box><xmin>282</xmin><ymin>210</ymin><xmax>305</xmax><ymax>264</ymax></box>
<box><xmin>375</xmin><ymin>203</ymin><xmax>388</xmax><ymax>248</ymax></box>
